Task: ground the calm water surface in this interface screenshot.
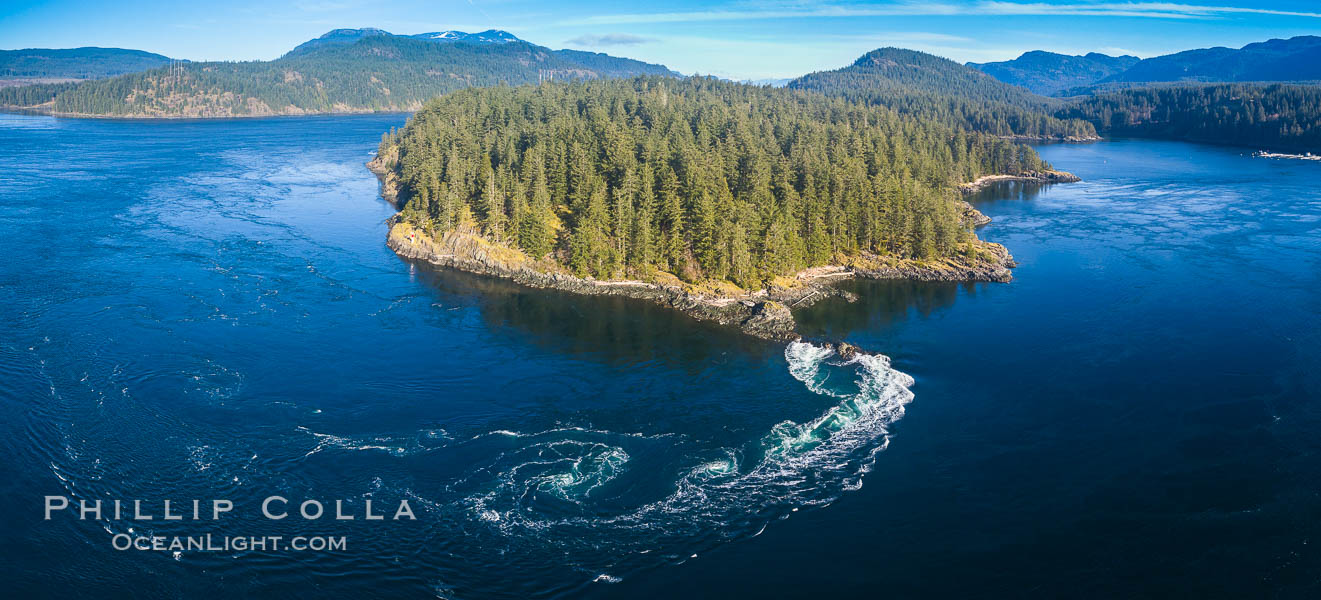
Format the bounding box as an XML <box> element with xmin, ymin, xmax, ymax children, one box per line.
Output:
<box><xmin>1</xmin><ymin>114</ymin><xmax>1318</xmax><ymax>598</ymax></box>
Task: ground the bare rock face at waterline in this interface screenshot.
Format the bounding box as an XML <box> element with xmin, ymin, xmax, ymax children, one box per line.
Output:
<box><xmin>379</xmin><ymin>213</ymin><xmax>1017</xmax><ymax>341</ymax></box>
<box><xmin>386</xmin><ymin>220</ymin><xmax>810</xmax><ymax>340</ymax></box>
<box><xmin>961</xmin><ymin>201</ymin><xmax>994</xmax><ymax>227</ymax></box>
<box><xmin>957</xmin><ymin>170</ymin><xmax>1082</xmax><ymax>194</ymax></box>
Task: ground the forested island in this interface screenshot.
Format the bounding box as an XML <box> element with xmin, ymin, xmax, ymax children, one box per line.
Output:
<box><xmin>372</xmin><ymin>76</ymin><xmax>1076</xmax><ymax>338</ymax></box>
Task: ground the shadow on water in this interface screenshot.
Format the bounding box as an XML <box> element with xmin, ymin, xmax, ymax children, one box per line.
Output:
<box><xmin>792</xmin><ymin>179</ymin><xmax>1053</xmax><ymax>342</ymax></box>
<box><xmin>402</xmin><ymin>255</ymin><xmax>781</xmax><ymax>368</ymax></box>
<box><xmin>966</xmin><ymin>179</ymin><xmax>1049</xmax><ymax>208</ymax></box>
<box><xmin>402</xmin><ymin>251</ymin><xmax>991</xmax><ymax>362</ymax></box>
<box><xmin>793</xmin><ymin>278</ymin><xmax>971</xmax><ymax>340</ymax></box>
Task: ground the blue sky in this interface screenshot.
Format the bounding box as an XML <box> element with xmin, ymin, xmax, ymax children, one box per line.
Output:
<box><xmin>3</xmin><ymin>1</ymin><xmax>1320</xmax><ymax>79</ymax></box>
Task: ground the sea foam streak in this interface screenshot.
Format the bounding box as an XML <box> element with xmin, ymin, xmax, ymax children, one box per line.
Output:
<box><xmin>443</xmin><ymin>341</ymin><xmax>917</xmax><ymax>573</ymax></box>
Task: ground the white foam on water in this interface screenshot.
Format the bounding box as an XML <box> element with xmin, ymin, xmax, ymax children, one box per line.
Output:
<box><xmin>536</xmin><ymin>442</ymin><xmax>629</xmax><ymax>501</ymax></box>
<box><xmin>463</xmin><ymin>438</ymin><xmax>634</xmax><ymax>517</ymax></box>
<box><xmin>296</xmin><ymin>426</ymin><xmax>435</xmax><ymax>458</ymax></box>
<box><xmin>449</xmin><ymin>341</ymin><xmax>917</xmax><ymax>565</ymax></box>
<box><xmin>469</xmin><ymin>425</ymin><xmax>668</xmax><ymax>442</ymax></box>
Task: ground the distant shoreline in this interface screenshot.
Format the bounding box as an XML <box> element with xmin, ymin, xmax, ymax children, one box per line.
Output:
<box><xmin>1</xmin><ymin>106</ymin><xmax>415</xmax><ymax>120</ymax></box>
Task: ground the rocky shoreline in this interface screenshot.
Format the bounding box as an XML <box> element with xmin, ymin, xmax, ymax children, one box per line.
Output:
<box><xmin>960</xmin><ymin>200</ymin><xmax>993</xmax><ymax>227</ymax></box>
<box><xmin>957</xmin><ymin>169</ymin><xmax>1082</xmax><ymax>194</ymax></box>
<box><xmin>374</xmin><ymin>159</ymin><xmax>1056</xmax><ymax>340</ymax></box>
<box><xmin>388</xmin><ymin>221</ymin><xmax>823</xmax><ymax>339</ymax></box>
<box><xmin>996</xmin><ymin>134</ymin><xmax>1101</xmax><ymax>143</ymax></box>
<box><xmin>385</xmin><ymin>220</ymin><xmax>1018</xmax><ymax>340</ymax></box>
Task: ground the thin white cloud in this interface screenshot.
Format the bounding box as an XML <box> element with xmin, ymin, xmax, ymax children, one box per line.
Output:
<box><xmin>565</xmin><ymin>33</ymin><xmax>657</xmax><ymax>47</ymax></box>
<box><xmin>1096</xmin><ymin>46</ymin><xmax>1144</xmax><ymax>56</ymax></box>
<box><xmin>560</xmin><ymin>3</ymin><xmax>954</xmax><ymax>25</ymax></box>
<box><xmin>833</xmin><ymin>31</ymin><xmax>976</xmax><ymax>44</ymax></box>
<box><xmin>559</xmin><ymin>1</ymin><xmax>1321</xmax><ymax>26</ymax></box>
<box><xmin>294</xmin><ymin>0</ymin><xmax>365</xmax><ymax>12</ymax></box>
<box><xmin>975</xmin><ymin>2</ymin><xmax>1321</xmax><ymax>18</ymax></box>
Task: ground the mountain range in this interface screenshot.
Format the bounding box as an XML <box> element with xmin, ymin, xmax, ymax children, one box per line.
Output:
<box><xmin>787</xmin><ymin>47</ymin><xmax>1098</xmax><ymax>140</ymax></box>
<box><xmin>971</xmin><ymin>36</ymin><xmax>1321</xmax><ymax>96</ymax></box>
<box><xmin>968</xmin><ymin>51</ymin><xmax>1139</xmax><ymax>96</ymax></box>
<box><xmin>5</xmin><ymin>29</ymin><xmax>677</xmax><ymax>117</ymax></box>
<box><xmin>284</xmin><ymin>28</ymin><xmax>523</xmax><ymax>57</ymax></box>
<box><xmin>3</xmin><ymin>29</ymin><xmax>1319</xmax><ymax>153</ymax></box>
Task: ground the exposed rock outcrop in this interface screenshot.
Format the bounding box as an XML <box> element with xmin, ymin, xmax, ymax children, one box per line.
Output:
<box><xmin>958</xmin><ymin>170</ymin><xmax>1082</xmax><ymax>194</ymax></box>
<box><xmin>834</xmin><ymin>342</ymin><xmax>859</xmax><ymax>361</ymax></box>
<box><xmin>961</xmin><ymin>200</ymin><xmax>993</xmax><ymax>227</ymax></box>
<box><xmin>387</xmin><ymin>221</ymin><xmax>814</xmax><ymax>340</ymax></box>
<box><xmin>367</xmin><ymin>150</ymin><xmax>402</xmax><ymax>209</ymax></box>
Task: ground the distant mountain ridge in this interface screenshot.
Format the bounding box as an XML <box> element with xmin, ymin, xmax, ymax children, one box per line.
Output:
<box><xmin>33</xmin><ymin>30</ymin><xmax>679</xmax><ymax>117</ymax></box>
<box><xmin>968</xmin><ymin>51</ymin><xmax>1139</xmax><ymax>96</ymax></box>
<box><xmin>813</xmin><ymin>47</ymin><xmax>1059</xmax><ymax>108</ymax></box>
<box><xmin>0</xmin><ymin>47</ymin><xmax>174</xmax><ymax>80</ymax></box>
<box><xmin>411</xmin><ymin>30</ymin><xmax>520</xmax><ymax>44</ymax></box>
<box><xmin>285</xmin><ymin>28</ymin><xmax>523</xmax><ymax>57</ymax></box>
<box><xmin>971</xmin><ymin>36</ymin><xmax>1321</xmax><ymax>96</ymax></box>
<box><xmin>788</xmin><ymin>47</ymin><xmax>1097</xmax><ymax>140</ymax></box>
<box><xmin>1102</xmin><ymin>36</ymin><xmax>1321</xmax><ymax>85</ymax></box>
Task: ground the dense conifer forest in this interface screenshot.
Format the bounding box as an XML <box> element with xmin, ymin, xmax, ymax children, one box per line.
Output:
<box><xmin>0</xmin><ymin>82</ymin><xmax>77</xmax><ymax>107</ymax></box>
<box><xmin>379</xmin><ymin>77</ymin><xmax>1052</xmax><ymax>286</ymax></box>
<box><xmin>1057</xmin><ymin>83</ymin><xmax>1321</xmax><ymax>151</ymax></box>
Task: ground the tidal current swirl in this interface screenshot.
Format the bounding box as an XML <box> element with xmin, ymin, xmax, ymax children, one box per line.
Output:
<box><xmin>404</xmin><ymin>341</ymin><xmax>917</xmax><ymax>581</ymax></box>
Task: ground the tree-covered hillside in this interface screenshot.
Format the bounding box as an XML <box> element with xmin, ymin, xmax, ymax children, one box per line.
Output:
<box><xmin>0</xmin><ymin>47</ymin><xmax>173</xmax><ymax>79</ymax></box>
<box><xmin>789</xmin><ymin>48</ymin><xmax>1097</xmax><ymax>139</ymax></box>
<box><xmin>44</xmin><ymin>35</ymin><xmax>676</xmax><ymax>117</ymax></box>
<box><xmin>1057</xmin><ymin>83</ymin><xmax>1321</xmax><ymax>152</ymax></box>
<box><xmin>379</xmin><ymin>77</ymin><xmax>1053</xmax><ymax>286</ymax></box>
<box><xmin>0</xmin><ymin>81</ymin><xmax>78</xmax><ymax>106</ymax></box>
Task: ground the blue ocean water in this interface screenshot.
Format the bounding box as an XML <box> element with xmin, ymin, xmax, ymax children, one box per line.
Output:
<box><xmin>0</xmin><ymin>113</ymin><xmax>1318</xmax><ymax>598</ymax></box>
